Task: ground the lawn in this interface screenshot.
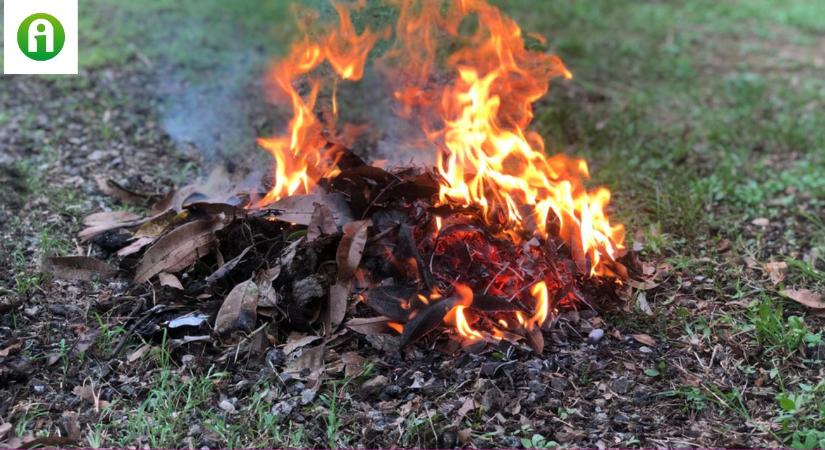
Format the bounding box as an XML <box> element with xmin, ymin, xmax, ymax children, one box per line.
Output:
<box><xmin>1</xmin><ymin>0</ymin><xmax>824</xmax><ymax>448</ymax></box>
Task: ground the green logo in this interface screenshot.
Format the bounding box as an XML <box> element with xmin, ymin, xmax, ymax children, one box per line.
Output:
<box><xmin>17</xmin><ymin>13</ymin><xmax>66</xmax><ymax>61</ymax></box>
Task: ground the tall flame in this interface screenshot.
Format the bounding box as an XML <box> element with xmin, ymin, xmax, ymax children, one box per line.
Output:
<box><xmin>256</xmin><ymin>0</ymin><xmax>625</xmax><ymax>331</ymax></box>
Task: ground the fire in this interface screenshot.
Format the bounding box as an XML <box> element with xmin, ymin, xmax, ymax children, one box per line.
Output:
<box><xmin>256</xmin><ymin>0</ymin><xmax>626</xmax><ymax>334</ymax></box>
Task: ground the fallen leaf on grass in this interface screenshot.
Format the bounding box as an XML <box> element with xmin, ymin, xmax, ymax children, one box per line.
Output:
<box><xmin>158</xmin><ymin>272</ymin><xmax>183</xmax><ymax>290</ymax></box>
<box><xmin>637</xmin><ymin>291</ymin><xmax>653</xmax><ymax>316</ymax></box>
<box><xmin>336</xmin><ymin>220</ymin><xmax>371</xmax><ymax>282</ymax></box>
<box><xmin>126</xmin><ymin>344</ymin><xmax>151</xmax><ymax>363</ymax></box>
<box><xmin>751</xmin><ymin>217</ymin><xmax>770</xmax><ymax>227</ymax></box>
<box><xmin>42</xmin><ymin>256</ymin><xmax>115</xmax><ymax>281</ymax></box>
<box><xmin>215</xmin><ymin>280</ymin><xmax>259</xmax><ymax>335</ymax></box>
<box><xmin>764</xmin><ymin>261</ymin><xmax>788</xmax><ymax>285</ymax></box>
<box><xmin>632</xmin><ymin>333</ymin><xmax>657</xmax><ymax>346</ymax></box>
<box><xmin>780</xmin><ymin>289</ymin><xmax>825</xmax><ymax>310</ymax></box>
<box><xmin>135</xmin><ymin>219</ymin><xmax>223</xmax><ymax>283</ymax></box>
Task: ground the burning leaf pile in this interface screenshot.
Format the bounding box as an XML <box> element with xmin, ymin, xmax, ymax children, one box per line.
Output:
<box><xmin>75</xmin><ymin>0</ymin><xmax>628</xmax><ymax>355</ymax></box>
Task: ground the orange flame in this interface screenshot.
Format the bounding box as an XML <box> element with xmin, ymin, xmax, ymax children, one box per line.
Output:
<box><xmin>257</xmin><ymin>0</ymin><xmax>624</xmax><ymax>293</ymax></box>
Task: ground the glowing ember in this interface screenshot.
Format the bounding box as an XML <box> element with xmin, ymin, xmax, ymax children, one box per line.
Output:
<box><xmin>255</xmin><ymin>0</ymin><xmax>626</xmax><ymax>342</ymax></box>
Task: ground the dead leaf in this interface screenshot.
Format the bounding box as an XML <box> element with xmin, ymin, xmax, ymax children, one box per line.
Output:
<box><xmin>336</xmin><ymin>220</ymin><xmax>371</xmax><ymax>282</ymax></box>
<box><xmin>346</xmin><ymin>316</ymin><xmax>395</xmax><ymax>335</ymax></box>
<box><xmin>637</xmin><ymin>291</ymin><xmax>653</xmax><ymax>316</ymax></box>
<box><xmin>365</xmin><ymin>286</ymin><xmax>417</xmax><ymax>321</ymax></box>
<box><xmin>158</xmin><ymin>272</ymin><xmax>183</xmax><ymax>290</ymax></box>
<box><xmin>72</xmin><ymin>385</ymin><xmax>95</xmax><ymax>404</ymax></box>
<box><xmin>71</xmin><ymin>328</ymin><xmax>99</xmax><ymax>356</ymax></box>
<box><xmin>126</xmin><ymin>344</ymin><xmax>151</xmax><ymax>363</ymax></box>
<box><xmin>94</xmin><ymin>175</ymin><xmax>151</xmax><ymax>204</ymax></box>
<box><xmin>780</xmin><ymin>289</ymin><xmax>825</xmax><ymax>310</ymax></box>
<box><xmin>215</xmin><ymin>280</ymin><xmax>259</xmax><ymax>335</ymax></box>
<box><xmin>135</xmin><ymin>218</ymin><xmax>223</xmax><ymax>283</ymax></box>
<box><xmin>327</xmin><ymin>281</ymin><xmax>351</xmax><ymax>331</ymax></box>
<box><xmin>42</xmin><ymin>256</ymin><xmax>115</xmax><ymax>281</ymax></box>
<box><xmin>399</xmin><ymin>298</ymin><xmax>456</xmax><ymax>348</ymax></box>
<box><xmin>716</xmin><ymin>239</ymin><xmax>731</xmax><ymax>253</ymax></box>
<box><xmin>751</xmin><ymin>217</ymin><xmax>770</xmax><ymax>227</ymax></box>
<box><xmin>341</xmin><ymin>352</ymin><xmax>365</xmax><ymax>378</ymax></box>
<box><xmin>0</xmin><ymin>422</ymin><xmax>11</xmax><ymax>440</ymax></box>
<box><xmin>526</xmin><ymin>326</ymin><xmax>544</xmax><ymax>354</ymax></box>
<box><xmin>264</xmin><ymin>193</ymin><xmax>353</xmax><ymax>226</ymax></box>
<box><xmin>284</xmin><ymin>333</ymin><xmax>322</xmax><ymax>356</ymax></box>
<box><xmin>632</xmin><ymin>333</ymin><xmax>657</xmax><ymax>346</ymax></box>
<box><xmin>255</xmin><ymin>266</ymin><xmax>281</xmax><ymax>308</ymax></box>
<box><xmin>764</xmin><ymin>261</ymin><xmax>788</xmax><ymax>285</ymax></box>
<box><xmin>205</xmin><ymin>246</ymin><xmax>252</xmax><ymax>286</ymax></box>
<box><xmin>306</xmin><ymin>203</ymin><xmax>338</xmax><ymax>242</ymax></box>
<box><xmin>0</xmin><ymin>339</ymin><xmax>22</xmax><ymax>357</ymax></box>
<box><xmin>286</xmin><ymin>344</ymin><xmax>325</xmax><ymax>375</ymax></box>
<box><xmin>457</xmin><ymin>398</ymin><xmax>477</xmax><ymax>418</ymax></box>
<box><xmin>79</xmin><ymin>211</ymin><xmax>147</xmax><ymax>241</ymax></box>
<box><xmin>116</xmin><ymin>236</ymin><xmax>156</xmax><ymax>257</ymax></box>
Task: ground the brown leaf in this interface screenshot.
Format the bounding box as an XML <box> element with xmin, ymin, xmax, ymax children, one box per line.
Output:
<box><xmin>632</xmin><ymin>333</ymin><xmax>657</xmax><ymax>346</ymax></box>
<box><xmin>0</xmin><ymin>422</ymin><xmax>11</xmax><ymax>440</ymax></box>
<box><xmin>456</xmin><ymin>398</ymin><xmax>477</xmax><ymax>419</ymax></box>
<box><xmin>0</xmin><ymin>339</ymin><xmax>22</xmax><ymax>357</ymax></box>
<box><xmin>71</xmin><ymin>328</ymin><xmax>99</xmax><ymax>356</ymax></box>
<box><xmin>341</xmin><ymin>352</ymin><xmax>365</xmax><ymax>378</ymax></box>
<box><xmin>527</xmin><ymin>326</ymin><xmax>544</xmax><ymax>354</ymax></box>
<box><xmin>79</xmin><ymin>211</ymin><xmax>146</xmax><ymax>241</ymax></box>
<box><xmin>116</xmin><ymin>236</ymin><xmax>156</xmax><ymax>257</ymax></box>
<box><xmin>264</xmin><ymin>193</ymin><xmax>353</xmax><ymax>226</ymax></box>
<box><xmin>43</xmin><ymin>256</ymin><xmax>115</xmax><ymax>281</ymax></box>
<box><xmin>780</xmin><ymin>289</ymin><xmax>825</xmax><ymax>310</ymax></box>
<box><xmin>306</xmin><ymin>203</ymin><xmax>338</xmax><ymax>242</ymax></box>
<box><xmin>283</xmin><ymin>333</ymin><xmax>322</xmax><ymax>356</ymax></box>
<box><xmin>346</xmin><ymin>316</ymin><xmax>395</xmax><ymax>335</ymax></box>
<box><xmin>135</xmin><ymin>219</ymin><xmax>223</xmax><ymax>283</ymax></box>
<box><xmin>286</xmin><ymin>344</ymin><xmax>325</xmax><ymax>375</ymax></box>
<box><xmin>215</xmin><ymin>280</ymin><xmax>259</xmax><ymax>335</ymax></box>
<box><xmin>126</xmin><ymin>344</ymin><xmax>151</xmax><ymax>363</ymax></box>
<box><xmin>751</xmin><ymin>217</ymin><xmax>770</xmax><ymax>227</ymax></box>
<box><xmin>255</xmin><ymin>266</ymin><xmax>281</xmax><ymax>308</ymax></box>
<box><xmin>764</xmin><ymin>261</ymin><xmax>788</xmax><ymax>285</ymax></box>
<box><xmin>95</xmin><ymin>175</ymin><xmax>151</xmax><ymax>204</ymax></box>
<box><xmin>327</xmin><ymin>281</ymin><xmax>351</xmax><ymax>331</ymax></box>
<box><xmin>336</xmin><ymin>220</ymin><xmax>371</xmax><ymax>282</ymax></box>
<box><xmin>158</xmin><ymin>272</ymin><xmax>184</xmax><ymax>290</ymax></box>
<box><xmin>636</xmin><ymin>291</ymin><xmax>653</xmax><ymax>316</ymax></box>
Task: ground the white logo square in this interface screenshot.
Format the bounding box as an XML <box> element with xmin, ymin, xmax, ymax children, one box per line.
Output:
<box><xmin>4</xmin><ymin>0</ymin><xmax>78</xmax><ymax>75</ymax></box>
